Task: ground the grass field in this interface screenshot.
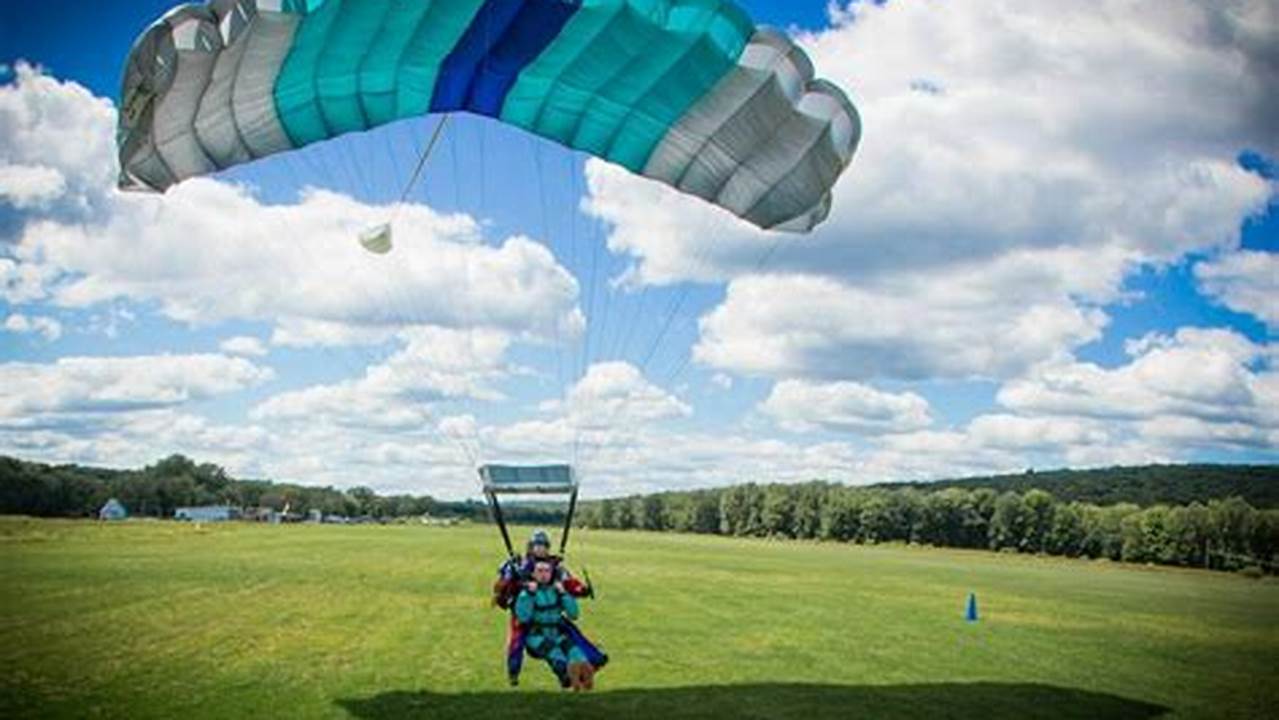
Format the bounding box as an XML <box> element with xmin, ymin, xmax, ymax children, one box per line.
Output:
<box><xmin>2</xmin><ymin>517</ymin><xmax>1276</xmax><ymax>719</ymax></box>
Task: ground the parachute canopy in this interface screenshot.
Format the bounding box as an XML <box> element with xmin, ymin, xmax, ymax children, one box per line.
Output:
<box><xmin>119</xmin><ymin>0</ymin><xmax>861</xmax><ymax>232</ymax></box>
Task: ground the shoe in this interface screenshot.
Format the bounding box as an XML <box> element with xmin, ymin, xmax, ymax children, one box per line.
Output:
<box><xmin>568</xmin><ymin>662</ymin><xmax>594</xmax><ymax>692</ymax></box>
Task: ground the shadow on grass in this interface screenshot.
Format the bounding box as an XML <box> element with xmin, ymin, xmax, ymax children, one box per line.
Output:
<box><xmin>336</xmin><ymin>682</ymin><xmax>1168</xmax><ymax>719</ymax></box>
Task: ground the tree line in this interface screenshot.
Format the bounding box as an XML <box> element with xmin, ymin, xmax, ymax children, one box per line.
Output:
<box><xmin>0</xmin><ymin>455</ymin><xmax>563</xmax><ymax>525</ymax></box>
<box><xmin>5</xmin><ymin>453</ymin><xmax>1276</xmax><ymax>572</ymax></box>
<box><xmin>880</xmin><ymin>464</ymin><xmax>1279</xmax><ymax>508</ymax></box>
<box><xmin>579</xmin><ymin>482</ymin><xmax>1279</xmax><ymax>574</ymax></box>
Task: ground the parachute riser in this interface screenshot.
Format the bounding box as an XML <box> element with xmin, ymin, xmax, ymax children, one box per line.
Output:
<box><xmin>484</xmin><ymin>489</ymin><xmax>517</xmax><ymax>561</ymax></box>
<box><xmin>559</xmin><ymin>486</ymin><xmax>578</xmax><ymax>557</ymax></box>
<box><xmin>479</xmin><ymin>465</ymin><xmax>579</xmax><ymax>562</ymax></box>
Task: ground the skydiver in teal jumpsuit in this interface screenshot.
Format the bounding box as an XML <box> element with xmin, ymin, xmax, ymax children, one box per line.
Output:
<box><xmin>514</xmin><ymin>560</ymin><xmax>594</xmax><ymax>690</ymax></box>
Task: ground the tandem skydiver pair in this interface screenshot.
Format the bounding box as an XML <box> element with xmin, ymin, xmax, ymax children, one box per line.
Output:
<box><xmin>492</xmin><ymin>529</ymin><xmax>607</xmax><ymax>691</ymax></box>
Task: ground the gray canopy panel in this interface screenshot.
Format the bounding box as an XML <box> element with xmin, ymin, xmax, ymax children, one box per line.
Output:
<box><xmin>480</xmin><ymin>464</ymin><xmax>577</xmax><ymax>495</ymax></box>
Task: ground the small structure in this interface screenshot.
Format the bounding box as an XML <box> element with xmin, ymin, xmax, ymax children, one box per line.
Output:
<box><xmin>174</xmin><ymin>505</ymin><xmax>238</xmax><ymax>522</ymax></box>
<box><xmin>307</xmin><ymin>509</ymin><xmax>323</xmax><ymax>523</ymax></box>
<box><xmin>250</xmin><ymin>507</ymin><xmax>279</xmax><ymax>524</ymax></box>
<box><xmin>420</xmin><ymin>514</ymin><xmax>460</xmax><ymax>527</ymax></box>
<box><xmin>99</xmin><ymin>498</ymin><xmax>128</xmax><ymax>521</ymax></box>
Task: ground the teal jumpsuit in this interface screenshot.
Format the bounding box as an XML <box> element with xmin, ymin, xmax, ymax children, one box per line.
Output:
<box><xmin>514</xmin><ymin>585</ymin><xmax>586</xmax><ymax>686</ymax></box>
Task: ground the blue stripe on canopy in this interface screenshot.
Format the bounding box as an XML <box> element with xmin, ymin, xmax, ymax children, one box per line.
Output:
<box><xmin>432</xmin><ymin>0</ymin><xmax>582</xmax><ymax>115</ymax></box>
<box><xmin>465</xmin><ymin>0</ymin><xmax>582</xmax><ymax>116</ymax></box>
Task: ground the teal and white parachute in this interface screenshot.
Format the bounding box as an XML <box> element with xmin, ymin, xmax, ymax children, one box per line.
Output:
<box><xmin>118</xmin><ymin>0</ymin><xmax>860</xmax><ymax>232</ymax></box>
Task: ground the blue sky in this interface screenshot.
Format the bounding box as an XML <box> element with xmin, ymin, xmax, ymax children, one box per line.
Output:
<box><xmin>1</xmin><ymin>1</ymin><xmax>1275</xmax><ymax>499</ymax></box>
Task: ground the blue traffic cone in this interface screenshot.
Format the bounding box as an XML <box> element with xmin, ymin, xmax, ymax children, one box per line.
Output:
<box><xmin>965</xmin><ymin>592</ymin><xmax>979</xmax><ymax>622</ymax></box>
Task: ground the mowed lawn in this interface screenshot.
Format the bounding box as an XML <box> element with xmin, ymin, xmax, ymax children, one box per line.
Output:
<box><xmin>1</xmin><ymin>518</ymin><xmax>1276</xmax><ymax>719</ymax></box>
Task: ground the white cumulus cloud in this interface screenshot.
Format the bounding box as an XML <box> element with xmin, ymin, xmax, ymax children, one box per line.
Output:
<box><xmin>219</xmin><ymin>335</ymin><xmax>269</xmax><ymax>357</ymax></box>
<box><xmin>0</xmin><ymin>353</ymin><xmax>273</xmax><ymax>421</ymax></box>
<box><xmin>4</xmin><ymin>313</ymin><xmax>61</xmax><ymax>341</ymax></box>
<box><xmin>694</xmin><ymin>249</ymin><xmax>1111</xmax><ymax>382</ymax></box>
<box><xmin>251</xmin><ymin>326</ymin><xmax>515</xmax><ymax>429</ymax></box>
<box><xmin>761</xmin><ymin>379</ymin><xmax>933</xmax><ymax>435</ymax></box>
<box><xmin>997</xmin><ymin>328</ymin><xmax>1277</xmax><ymax>453</ymax></box>
<box><xmin>1195</xmin><ymin>249</ymin><xmax>1279</xmax><ymax>327</ymax></box>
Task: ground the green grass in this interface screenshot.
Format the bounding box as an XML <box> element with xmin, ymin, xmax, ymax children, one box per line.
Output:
<box><xmin>1</xmin><ymin>518</ymin><xmax>1276</xmax><ymax>719</ymax></box>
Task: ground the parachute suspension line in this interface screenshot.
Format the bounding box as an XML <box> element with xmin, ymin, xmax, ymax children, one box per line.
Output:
<box><xmin>659</xmin><ymin>237</ymin><xmax>788</xmax><ymax>392</ymax></box>
<box><xmin>588</xmin><ymin>198</ymin><xmax>619</xmax><ymax>375</ymax></box>
<box><xmin>325</xmin><ymin>127</ymin><xmax>374</xmax><ymax>205</ymax></box>
<box><xmin>271</xmin><ymin>149</ymin><xmax>375</xmax><ymax>384</ymax></box>
<box><xmin>579</xmin><ymin>230</ymin><xmax>791</xmax><ymax>472</ymax></box>
<box><xmin>390</xmin><ymin>113</ymin><xmax>450</xmax><ymax>225</ymax></box>
<box><xmin>329</xmin><ymin>125</ymin><xmax>483</xmax><ymax>473</ymax></box>
<box><xmin>449</xmin><ymin>116</ymin><xmax>462</xmax><ymax>211</ymax></box>
<box><xmin>447</xmin><ymin>117</ymin><xmax>490</xmax><ymax>469</ymax></box>
<box><xmin>261</xmin><ymin>148</ymin><xmax>478</xmax><ymax>477</ymax></box>
<box><xmin>313</xmin><ymin>135</ymin><xmax>361</xmax><ymax>201</ymax></box>
<box><xmin>283</xmin><ymin>135</ymin><xmax>330</xmax><ymax>197</ymax></box>
<box><xmin>604</xmin><ymin>250</ymin><xmax>653</xmax><ymax>364</ymax></box>
<box><xmin>577</xmin><ymin>224</ymin><xmax>773</xmax><ymax>471</ymax></box>
<box><xmin>379</xmin><ymin>120</ymin><xmax>409</xmax><ymax>205</ymax></box>
<box><xmin>628</xmin><ymin>193</ymin><xmax>787</xmax><ymax>391</ymax></box>
<box><xmin>470</xmin><ymin>118</ymin><xmax>491</xmax><ymax>464</ymax></box>
<box><xmin>636</xmin><ymin>284</ymin><xmax>693</xmax><ymax>376</ymax></box>
<box><xmin>578</xmin><ymin>160</ymin><xmax>602</xmax><ymax>389</ymax></box>
<box><xmin>570</xmin><ymin>156</ymin><xmax>591</xmax><ymax>472</ymax></box>
<box><xmin>363</xmin><ymin>118</ymin><xmax>447</xmax><ymax>365</ymax></box>
<box><xmin>341</xmin><ymin>133</ymin><xmax>374</xmax><ymax>202</ymax></box>
<box><xmin>389</xmin><ymin>121</ymin><xmax>479</xmax><ymax>473</ymax></box>
<box><xmin>417</xmin><ymin>115</ymin><xmax>485</xmax><ymax>469</ymax></box>
<box><xmin>530</xmin><ymin>135</ymin><xmax>570</xmax><ymax>462</ymax></box>
<box><xmin>631</xmin><ymin>244</ymin><xmax>717</xmax><ymax>386</ymax></box>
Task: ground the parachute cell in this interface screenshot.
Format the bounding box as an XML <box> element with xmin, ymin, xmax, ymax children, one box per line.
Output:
<box><xmin>119</xmin><ymin>0</ymin><xmax>861</xmax><ymax>232</ymax></box>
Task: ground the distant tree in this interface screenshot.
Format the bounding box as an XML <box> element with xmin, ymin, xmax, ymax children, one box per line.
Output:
<box><xmin>639</xmin><ymin>494</ymin><xmax>665</xmax><ymax>531</ymax></box>
<box><xmin>688</xmin><ymin>491</ymin><xmax>721</xmax><ymax>534</ymax></box>
<box><xmin>859</xmin><ymin>492</ymin><xmax>898</xmax><ymax>544</ymax></box>
<box><xmin>1078</xmin><ymin>503</ymin><xmax>1139</xmax><ymax>560</ymax></box>
<box><xmin>613</xmin><ymin>497</ymin><xmax>636</xmax><ymax>530</ymax></box>
<box><xmin>761</xmin><ymin>485</ymin><xmax>796</xmax><ymax>537</ymax></box>
<box><xmin>1021</xmin><ymin>489</ymin><xmax>1057</xmax><ymax>553</ymax></box>
<box><xmin>1251</xmin><ymin>510</ymin><xmax>1279</xmax><ymax>568</ymax></box>
<box><xmin>1165</xmin><ymin>503</ymin><xmax>1210</xmax><ymax>567</ymax></box>
<box><xmin>989</xmin><ymin>492</ymin><xmax>1031</xmax><ymax>551</ymax></box>
<box><xmin>918</xmin><ymin>489</ymin><xmax>971</xmax><ymax>547</ymax></box>
<box><xmin>1208</xmin><ymin>497</ymin><xmax>1255</xmax><ymax>568</ymax></box>
<box><xmin>720</xmin><ymin>484</ymin><xmax>763</xmax><ymax>536</ymax></box>
<box><xmin>194</xmin><ymin>462</ymin><xmax>231</xmax><ymax>501</ymax></box>
<box><xmin>1121</xmin><ymin>505</ymin><xmax>1174</xmax><ymax>563</ymax></box>
<box><xmin>345</xmin><ymin>486</ymin><xmax>379</xmax><ymax>516</ymax></box>
<box><xmin>1045</xmin><ymin>502</ymin><xmax>1086</xmax><ymax>557</ymax></box>
<box><xmin>597</xmin><ymin>498</ymin><xmax>617</xmax><ymax>529</ymax></box>
<box><xmin>789</xmin><ymin>483</ymin><xmax>824</xmax><ymax>540</ymax></box>
<box><xmin>663</xmin><ymin>493</ymin><xmax>693</xmax><ymax>532</ymax></box>
<box><xmin>819</xmin><ymin>488</ymin><xmax>862</xmax><ymax>542</ymax></box>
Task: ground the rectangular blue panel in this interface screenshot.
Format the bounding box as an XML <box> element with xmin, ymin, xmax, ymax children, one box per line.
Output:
<box><xmin>465</xmin><ymin>0</ymin><xmax>582</xmax><ymax>116</ymax></box>
<box><xmin>430</xmin><ymin>0</ymin><xmax>526</xmax><ymax>113</ymax></box>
